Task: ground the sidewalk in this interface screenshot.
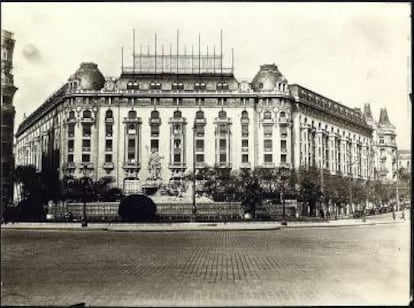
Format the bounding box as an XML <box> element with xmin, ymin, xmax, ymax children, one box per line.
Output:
<box><xmin>1</xmin><ymin>214</ymin><xmax>408</xmax><ymax>232</ymax></box>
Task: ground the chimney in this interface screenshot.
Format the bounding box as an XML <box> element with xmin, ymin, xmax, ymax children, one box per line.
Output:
<box><xmin>363</xmin><ymin>103</ymin><xmax>373</xmax><ymax>120</ymax></box>
<box><xmin>379</xmin><ymin>107</ymin><xmax>391</xmax><ymax>125</ymax></box>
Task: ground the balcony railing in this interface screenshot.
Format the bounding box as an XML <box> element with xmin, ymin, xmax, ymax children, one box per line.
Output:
<box><xmin>64</xmin><ymin>162</ymin><xmax>76</xmax><ymax>169</ymax></box>
<box><xmin>80</xmin><ymin>117</ymin><xmax>95</xmax><ymax>124</ymax></box>
<box><xmin>123</xmin><ymin>161</ymin><xmax>140</xmax><ymax>169</ymax></box>
<box><xmin>67</xmin><ymin>118</ymin><xmax>77</xmax><ymax>124</ymax></box>
<box><xmin>82</xmin><ymin>147</ymin><xmax>91</xmax><ymax>152</ymax></box>
<box><xmin>149</xmin><ymin>118</ymin><xmax>161</xmax><ymax>125</ymax></box>
<box><xmin>105</xmin><ymin>117</ymin><xmax>114</xmax><ymax>123</ymax></box>
<box><xmin>240</xmin><ymin>162</ymin><xmax>251</xmax><ymax>169</ymax></box>
<box><xmin>168</xmin><ymin>162</ymin><xmax>187</xmax><ymax>169</ymax></box>
<box><xmin>278</xmin><ymin>117</ymin><xmax>288</xmax><ymax>125</ymax></box>
<box><xmin>79</xmin><ymin>162</ymin><xmax>93</xmax><ymax>169</ymax></box>
<box><xmin>103</xmin><ymin>162</ymin><xmax>114</xmax><ymax>169</ymax></box>
<box><xmin>263</xmin><ymin>162</ymin><xmax>275</xmax><ymax>168</ymax></box>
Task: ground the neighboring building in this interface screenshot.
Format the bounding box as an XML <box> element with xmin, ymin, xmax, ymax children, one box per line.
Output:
<box><xmin>398</xmin><ymin>149</ymin><xmax>411</xmax><ymax>171</ymax></box>
<box><xmin>14</xmin><ymin>38</ymin><xmax>396</xmax><ymax>197</ymax></box>
<box><xmin>1</xmin><ymin>30</ymin><xmax>17</xmax><ymax>210</ymax></box>
<box><xmin>363</xmin><ymin>104</ymin><xmax>398</xmax><ymax>183</ymax></box>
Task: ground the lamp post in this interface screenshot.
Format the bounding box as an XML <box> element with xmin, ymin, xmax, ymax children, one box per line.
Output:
<box><xmin>191</xmin><ymin>124</ymin><xmax>196</xmax><ymax>222</ymax></box>
<box><xmin>279</xmin><ymin>166</ymin><xmax>290</xmax><ymax>226</ymax></box>
<box><xmin>81</xmin><ymin>165</ymin><xmax>88</xmax><ymax>227</ymax></box>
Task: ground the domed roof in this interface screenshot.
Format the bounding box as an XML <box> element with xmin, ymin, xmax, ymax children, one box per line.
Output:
<box><xmin>251</xmin><ymin>64</ymin><xmax>286</xmax><ymax>92</ymax></box>
<box><xmin>70</xmin><ymin>62</ymin><xmax>105</xmax><ymax>91</ymax></box>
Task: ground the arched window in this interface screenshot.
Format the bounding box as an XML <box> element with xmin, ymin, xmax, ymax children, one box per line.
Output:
<box><xmin>151</xmin><ymin>110</ymin><xmax>159</xmax><ymax>118</ymax></box>
<box><xmin>196</xmin><ymin>110</ymin><xmax>204</xmax><ymax>119</ymax></box>
<box><xmin>263</xmin><ymin>111</ymin><xmax>271</xmax><ymax>119</ymax></box>
<box><xmin>105</xmin><ymin>109</ymin><xmax>113</xmax><ymax>119</ymax></box>
<box><xmin>279</xmin><ymin>111</ymin><xmax>286</xmax><ymax>118</ymax></box>
<box><xmin>219</xmin><ymin>110</ymin><xmax>227</xmax><ymax>119</ymax></box>
<box><xmin>83</xmin><ymin>110</ymin><xmax>92</xmax><ymax>118</ymax></box>
<box><xmin>173</xmin><ymin>110</ymin><xmax>182</xmax><ymax>118</ymax></box>
<box><xmin>128</xmin><ymin>110</ymin><xmax>136</xmax><ymax>118</ymax></box>
<box><xmin>68</xmin><ymin>110</ymin><xmax>75</xmax><ymax>119</ymax></box>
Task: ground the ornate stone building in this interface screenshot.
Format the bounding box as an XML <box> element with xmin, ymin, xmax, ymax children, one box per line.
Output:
<box><xmin>1</xmin><ymin>30</ymin><xmax>17</xmax><ymax>209</ymax></box>
<box><xmin>14</xmin><ymin>41</ymin><xmax>396</xmax><ymax>196</ymax></box>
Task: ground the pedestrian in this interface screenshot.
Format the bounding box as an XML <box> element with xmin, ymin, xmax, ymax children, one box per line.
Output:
<box><xmin>400</xmin><ymin>209</ymin><xmax>405</xmax><ymax>220</ymax></box>
<box><xmin>392</xmin><ymin>211</ymin><xmax>396</xmax><ymax>220</ymax></box>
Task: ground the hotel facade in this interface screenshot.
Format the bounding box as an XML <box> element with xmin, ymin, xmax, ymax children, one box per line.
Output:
<box><xmin>14</xmin><ymin>40</ymin><xmax>398</xmax><ymax>196</ymax></box>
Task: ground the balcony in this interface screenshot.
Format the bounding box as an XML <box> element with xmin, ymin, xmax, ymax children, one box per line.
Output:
<box><xmin>82</xmin><ymin>147</ymin><xmax>91</xmax><ymax>152</ymax></box>
<box><xmin>105</xmin><ymin>117</ymin><xmax>114</xmax><ymax>123</ymax></box>
<box><xmin>103</xmin><ymin>162</ymin><xmax>114</xmax><ymax>169</ymax></box>
<box><xmin>279</xmin><ymin>162</ymin><xmax>291</xmax><ymax>169</ymax></box>
<box><xmin>174</xmin><ymin>148</ymin><xmax>182</xmax><ymax>154</ymax></box>
<box><xmin>67</xmin><ymin>118</ymin><xmax>76</xmax><ymax>124</ymax></box>
<box><xmin>80</xmin><ymin>117</ymin><xmax>95</xmax><ymax>124</ymax></box>
<box><xmin>377</xmin><ymin>168</ymin><xmax>388</xmax><ymax>176</ymax></box>
<box><xmin>68</xmin><ymin>148</ymin><xmax>74</xmax><ymax>153</ymax></box>
<box><xmin>68</xmin><ymin>133</ymin><xmax>75</xmax><ymax>138</ymax></box>
<box><xmin>105</xmin><ymin>148</ymin><xmax>112</xmax><ymax>152</ymax></box>
<box><xmin>79</xmin><ymin>162</ymin><xmax>94</xmax><ymax>169</ymax></box>
<box><xmin>169</xmin><ymin>162</ymin><xmax>187</xmax><ymax>169</ymax></box>
<box><xmin>64</xmin><ymin>162</ymin><xmax>76</xmax><ymax>169</ymax></box>
<box><xmin>195</xmin><ymin>162</ymin><xmax>207</xmax><ymax>169</ymax></box>
<box><xmin>217</xmin><ymin>162</ymin><xmax>232</xmax><ymax>169</ymax></box>
<box><xmin>194</xmin><ymin>118</ymin><xmax>207</xmax><ymax>125</ymax></box>
<box><xmin>240</xmin><ymin>162</ymin><xmax>251</xmax><ymax>169</ymax></box>
<box><xmin>278</xmin><ymin>117</ymin><xmax>288</xmax><ymax>125</ymax></box>
<box><xmin>280</xmin><ymin>148</ymin><xmax>288</xmax><ymax>154</ymax></box>
<box><xmin>241</xmin><ymin>118</ymin><xmax>249</xmax><ymax>124</ymax></box>
<box><xmin>123</xmin><ymin>161</ymin><xmax>140</xmax><ymax>169</ymax></box>
<box><xmin>263</xmin><ymin>162</ymin><xmax>275</xmax><ymax>168</ymax></box>
<box><xmin>123</xmin><ymin>117</ymin><xmax>142</xmax><ymax>124</ymax></box>
<box><xmin>241</xmin><ymin>147</ymin><xmax>249</xmax><ymax>153</ymax></box>
<box><xmin>149</xmin><ymin>118</ymin><xmax>161</xmax><ymax>125</ymax></box>
<box><xmin>195</xmin><ymin>148</ymin><xmax>204</xmax><ymax>153</ymax></box>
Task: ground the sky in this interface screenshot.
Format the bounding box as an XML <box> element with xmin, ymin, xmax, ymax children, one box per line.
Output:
<box><xmin>2</xmin><ymin>2</ymin><xmax>411</xmax><ymax>149</ymax></box>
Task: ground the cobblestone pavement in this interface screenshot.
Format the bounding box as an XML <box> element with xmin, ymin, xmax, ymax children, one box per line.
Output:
<box><xmin>1</xmin><ymin>222</ymin><xmax>410</xmax><ymax>306</ymax></box>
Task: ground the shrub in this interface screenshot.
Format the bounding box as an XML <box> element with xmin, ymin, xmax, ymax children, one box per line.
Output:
<box><xmin>118</xmin><ymin>194</ymin><xmax>156</xmax><ymax>222</ymax></box>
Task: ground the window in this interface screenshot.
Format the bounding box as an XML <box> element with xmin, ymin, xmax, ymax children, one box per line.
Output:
<box><xmin>173</xmin><ymin>124</ymin><xmax>181</xmax><ymax>135</ymax></box>
<box><xmin>281</xmin><ymin>154</ymin><xmax>287</xmax><ymax>163</ymax></box>
<box><xmin>151</xmin><ymin>140</ymin><xmax>159</xmax><ymax>152</ymax></box>
<box><xmin>67</xmin><ymin>154</ymin><xmax>73</xmax><ymax>163</ymax></box>
<box><xmin>83</xmin><ymin>125</ymin><xmax>91</xmax><ymax>137</ymax></box>
<box><xmin>105</xmin><ymin>124</ymin><xmax>113</xmax><ymax>137</ymax></box>
<box><xmin>83</xmin><ymin>110</ymin><xmax>92</xmax><ymax>119</ymax></box>
<box><xmin>82</xmin><ymin>154</ymin><xmax>90</xmax><ymax>162</ymax></box>
<box><xmin>128</xmin><ymin>110</ymin><xmax>137</xmax><ymax>118</ymax></box>
<box><xmin>151</xmin><ymin>110</ymin><xmax>159</xmax><ymax>118</ymax></box>
<box><xmin>68</xmin><ymin>110</ymin><xmax>75</xmax><ymax>119</ymax></box>
<box><xmin>196</xmin><ymin>154</ymin><xmax>204</xmax><ymax>163</ymax></box>
<box><xmin>242</xmin><ymin>124</ymin><xmax>249</xmax><ymax>137</ymax></box>
<box><xmin>128</xmin><ymin>124</ymin><xmax>136</xmax><ymax>135</ymax></box>
<box><xmin>264</xmin><ymin>154</ymin><xmax>273</xmax><ymax>163</ymax></box>
<box><xmin>151</xmin><ymin>125</ymin><xmax>159</xmax><ymax>137</ymax></box>
<box><xmin>264</xmin><ymin>125</ymin><xmax>272</xmax><ymax>137</ymax></box>
<box><xmin>127</xmin><ymin>152</ymin><xmax>135</xmax><ymax>162</ymax></box>
<box><xmin>105</xmin><ymin>140</ymin><xmax>112</xmax><ymax>151</ymax></box>
<box><xmin>264</xmin><ymin>140</ymin><xmax>272</xmax><ymax>151</ymax></box>
<box><xmin>196</xmin><ymin>140</ymin><xmax>204</xmax><ymax>152</ymax></box>
<box><xmin>105</xmin><ymin>110</ymin><xmax>113</xmax><ymax>119</ymax></box>
<box><xmin>196</xmin><ymin>110</ymin><xmax>204</xmax><ymax>119</ymax></box>
<box><xmin>219</xmin><ymin>124</ymin><xmax>227</xmax><ymax>135</ymax></box>
<box><xmin>280</xmin><ymin>111</ymin><xmax>286</xmax><ymax>118</ymax></box>
<box><xmin>173</xmin><ymin>110</ymin><xmax>182</xmax><ymax>118</ymax></box>
<box><xmin>174</xmin><ymin>153</ymin><xmax>181</xmax><ymax>163</ymax></box>
<box><xmin>219</xmin><ymin>153</ymin><xmax>227</xmax><ymax>163</ymax></box>
<box><xmin>264</xmin><ymin>111</ymin><xmax>272</xmax><ymax>119</ymax></box>
<box><xmin>281</xmin><ymin>140</ymin><xmax>287</xmax><ymax>151</ymax></box>
<box><xmin>174</xmin><ymin>139</ymin><xmax>181</xmax><ymax>149</ymax></box>
<box><xmin>82</xmin><ymin>139</ymin><xmax>91</xmax><ymax>151</ymax></box>
<box><xmin>379</xmin><ymin>137</ymin><xmax>384</xmax><ymax>144</ymax></box>
<box><xmin>105</xmin><ymin>154</ymin><xmax>112</xmax><ymax>163</ymax></box>
<box><xmin>242</xmin><ymin>139</ymin><xmax>248</xmax><ymax>148</ymax></box>
<box><xmin>68</xmin><ymin>140</ymin><xmax>74</xmax><ymax>152</ymax></box>
<box><xmin>241</xmin><ymin>111</ymin><xmax>248</xmax><ymax>119</ymax></box>
<box><xmin>242</xmin><ymin>154</ymin><xmax>249</xmax><ymax>163</ymax></box>
<box><xmin>195</xmin><ymin>125</ymin><xmax>205</xmax><ymax>137</ymax></box>
<box><xmin>128</xmin><ymin>139</ymin><xmax>135</xmax><ymax>150</ymax></box>
<box><xmin>219</xmin><ymin>110</ymin><xmax>227</xmax><ymax>119</ymax></box>
<box><xmin>219</xmin><ymin>139</ymin><xmax>227</xmax><ymax>151</ymax></box>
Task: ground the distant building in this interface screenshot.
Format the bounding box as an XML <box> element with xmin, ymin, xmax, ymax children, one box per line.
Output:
<box><xmin>398</xmin><ymin>149</ymin><xmax>411</xmax><ymax>171</ymax></box>
<box><xmin>14</xmin><ymin>35</ymin><xmax>397</xmax><ymax>198</ymax></box>
<box><xmin>1</xmin><ymin>30</ymin><xmax>17</xmax><ymax>210</ymax></box>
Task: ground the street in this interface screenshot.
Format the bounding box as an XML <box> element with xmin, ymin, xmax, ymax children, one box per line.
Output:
<box><xmin>1</xmin><ymin>222</ymin><xmax>410</xmax><ymax>306</ymax></box>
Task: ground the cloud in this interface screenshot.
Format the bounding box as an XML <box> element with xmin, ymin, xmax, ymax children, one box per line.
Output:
<box><xmin>22</xmin><ymin>43</ymin><xmax>41</xmax><ymax>62</ymax></box>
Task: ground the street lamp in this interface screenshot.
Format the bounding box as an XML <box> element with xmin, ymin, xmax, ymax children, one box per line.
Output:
<box><xmin>279</xmin><ymin>166</ymin><xmax>290</xmax><ymax>226</ymax></box>
<box><xmin>191</xmin><ymin>124</ymin><xmax>196</xmax><ymax>222</ymax></box>
<box><xmin>81</xmin><ymin>165</ymin><xmax>88</xmax><ymax>227</ymax></box>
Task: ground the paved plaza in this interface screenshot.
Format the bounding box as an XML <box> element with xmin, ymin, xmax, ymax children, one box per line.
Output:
<box><xmin>1</xmin><ymin>222</ymin><xmax>410</xmax><ymax>306</ymax></box>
